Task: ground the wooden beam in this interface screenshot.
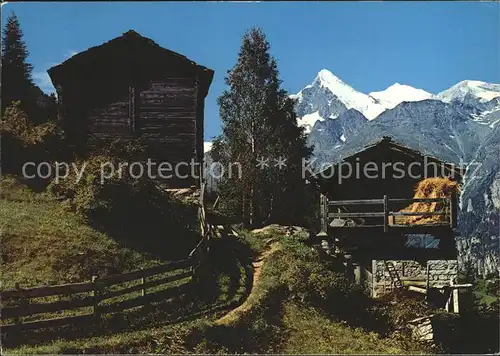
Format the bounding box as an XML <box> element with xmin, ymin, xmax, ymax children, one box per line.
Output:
<box><xmin>383</xmin><ymin>195</ymin><xmax>388</xmax><ymax>233</ymax></box>
<box><xmin>448</xmin><ymin>284</ymin><xmax>473</xmax><ymax>288</ymax></box>
<box><xmin>328</xmin><ymin>199</ymin><xmax>383</xmax><ymax>205</ymax></box>
<box><xmin>409</xmin><ymin>285</ymin><xmax>427</xmax><ymax>294</ymax></box>
<box><xmin>2</xmin><ymin>296</ymin><xmax>94</xmax><ymax>319</ymax></box>
<box><xmin>389</xmin><ymin>198</ymin><xmax>448</xmax><ymax>204</ymax></box>
<box><xmin>329</xmin><ymin>212</ymin><xmax>385</xmax><ymax>218</ymax></box>
<box><xmin>1</xmin><ymin>314</ymin><xmax>92</xmax><ymax>334</ymax></box>
<box><xmin>100</xmin><ymin>271</ymin><xmax>192</xmax><ymax>300</ymax></box>
<box><xmin>389</xmin><ymin>211</ymin><xmax>445</xmax><ymax>217</ymax></box>
<box><xmin>327</xmin><ymin>197</ymin><xmax>448</xmax><ymax>206</ymax></box>
<box><xmin>2</xmin><ymin>281</ymin><xmax>94</xmax><ymax>300</ymax></box>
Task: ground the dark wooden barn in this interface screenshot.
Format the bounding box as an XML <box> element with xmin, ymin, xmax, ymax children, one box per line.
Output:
<box><xmin>47</xmin><ymin>30</ymin><xmax>214</xmax><ymax>187</ymax></box>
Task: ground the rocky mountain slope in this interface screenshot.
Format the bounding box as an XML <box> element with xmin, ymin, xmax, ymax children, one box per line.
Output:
<box><xmin>293</xmin><ymin>70</ymin><xmax>500</xmax><ymax>276</ymax></box>
<box><xmin>457</xmin><ymin>125</ymin><xmax>500</xmax><ymax>276</ymax></box>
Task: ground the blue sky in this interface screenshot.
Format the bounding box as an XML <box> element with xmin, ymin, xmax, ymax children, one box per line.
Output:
<box><xmin>3</xmin><ymin>2</ymin><xmax>499</xmax><ymax>141</ymax></box>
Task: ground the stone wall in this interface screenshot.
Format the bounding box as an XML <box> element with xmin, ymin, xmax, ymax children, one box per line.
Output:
<box><xmin>408</xmin><ymin>315</ymin><xmax>435</xmax><ymax>343</ymax></box>
<box><xmin>371</xmin><ymin>259</ymin><xmax>458</xmax><ymax>297</ymax></box>
<box><xmin>427</xmin><ymin>260</ymin><xmax>459</xmax><ymax>288</ymax></box>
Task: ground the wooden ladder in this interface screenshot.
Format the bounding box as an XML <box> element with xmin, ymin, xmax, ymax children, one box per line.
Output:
<box><xmin>384</xmin><ymin>261</ymin><xmax>404</xmax><ymax>290</ymax></box>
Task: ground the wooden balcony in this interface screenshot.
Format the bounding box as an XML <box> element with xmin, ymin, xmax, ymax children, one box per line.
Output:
<box><xmin>319</xmin><ymin>194</ymin><xmax>457</xmax><ymax>234</ymax></box>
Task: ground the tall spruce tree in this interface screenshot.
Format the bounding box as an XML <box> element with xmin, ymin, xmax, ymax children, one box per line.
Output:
<box><xmin>212</xmin><ymin>28</ymin><xmax>312</xmax><ymax>227</ymax></box>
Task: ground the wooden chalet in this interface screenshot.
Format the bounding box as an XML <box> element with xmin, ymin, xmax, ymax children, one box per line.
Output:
<box><xmin>311</xmin><ymin>137</ymin><xmax>467</xmax><ymax>304</ymax></box>
<box><xmin>48</xmin><ymin>30</ymin><xmax>214</xmax><ymax>188</ymax></box>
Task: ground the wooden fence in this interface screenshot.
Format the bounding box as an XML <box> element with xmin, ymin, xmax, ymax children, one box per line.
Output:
<box><xmin>321</xmin><ymin>193</ymin><xmax>457</xmax><ymax>231</ymax></box>
<box><xmin>1</xmin><ymin>181</ymin><xmax>214</xmax><ymax>336</ymax></box>
<box><xmin>1</xmin><ymin>259</ymin><xmax>196</xmax><ymax>334</ymax></box>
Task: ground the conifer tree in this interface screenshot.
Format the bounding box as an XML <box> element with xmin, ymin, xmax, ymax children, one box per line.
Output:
<box><xmin>212</xmin><ymin>28</ymin><xmax>312</xmax><ymax>227</ymax></box>
<box><xmin>1</xmin><ymin>12</ymin><xmax>35</xmax><ymax>115</ymax></box>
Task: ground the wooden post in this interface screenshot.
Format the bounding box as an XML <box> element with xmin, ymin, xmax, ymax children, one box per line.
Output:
<box><xmin>445</xmin><ymin>278</ymin><xmax>453</xmax><ymax>312</ymax></box>
<box><xmin>425</xmin><ymin>263</ymin><xmax>430</xmax><ymax>300</ymax></box>
<box><xmin>14</xmin><ymin>282</ymin><xmax>21</xmax><ymax>326</ymax></box>
<box><xmin>320</xmin><ymin>193</ymin><xmax>328</xmax><ymax>233</ymax></box>
<box><xmin>353</xmin><ymin>263</ymin><xmax>361</xmax><ymax>284</ymax></box>
<box><xmin>213</xmin><ymin>196</ymin><xmax>220</xmax><ymax>210</ymax></box>
<box><xmin>450</xmin><ymin>278</ymin><xmax>460</xmax><ymax>313</ymax></box>
<box><xmin>141</xmin><ymin>269</ymin><xmax>146</xmax><ymax>297</ymax></box>
<box><xmin>344</xmin><ymin>254</ymin><xmax>354</xmax><ymax>282</ymax></box>
<box><xmin>452</xmin><ymin>289</ymin><xmax>459</xmax><ymax>313</ymax></box>
<box><xmin>450</xmin><ymin>192</ymin><xmax>457</xmax><ymax>228</ymax></box>
<box><xmin>383</xmin><ymin>194</ymin><xmax>388</xmax><ymax>232</ymax></box>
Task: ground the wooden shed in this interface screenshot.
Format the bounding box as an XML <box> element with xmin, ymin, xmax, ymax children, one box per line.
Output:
<box><xmin>311</xmin><ymin>137</ymin><xmax>466</xmax><ymax>299</ymax></box>
<box><xmin>47</xmin><ymin>30</ymin><xmax>214</xmax><ymax>188</ymax></box>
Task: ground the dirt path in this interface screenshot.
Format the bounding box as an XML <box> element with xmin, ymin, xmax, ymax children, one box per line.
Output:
<box><xmin>214</xmin><ymin>240</ymin><xmax>280</xmax><ymax>325</ymax></box>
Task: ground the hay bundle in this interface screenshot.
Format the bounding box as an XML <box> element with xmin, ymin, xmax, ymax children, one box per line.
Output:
<box><xmin>395</xmin><ymin>177</ymin><xmax>460</xmax><ymax>225</ymax></box>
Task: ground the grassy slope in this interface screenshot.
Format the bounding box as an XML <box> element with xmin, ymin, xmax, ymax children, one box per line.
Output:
<box><xmin>240</xmin><ymin>228</ymin><xmax>428</xmax><ymax>354</ymax></box>
<box><xmin>0</xmin><ymin>176</ymin><xmax>164</xmax><ymax>289</ymax></box>
<box><xmin>2</xmin><ymin>181</ymin><xmax>251</xmax><ymax>353</ymax></box>
<box><xmin>282</xmin><ymin>303</ymin><xmax>411</xmax><ymax>354</ymax></box>
<box><xmin>3</xmin><ymin>199</ymin><xmax>427</xmax><ymax>354</ymax></box>
<box><xmin>5</xmin><ymin>236</ymin><xmax>252</xmax><ymax>354</ymax></box>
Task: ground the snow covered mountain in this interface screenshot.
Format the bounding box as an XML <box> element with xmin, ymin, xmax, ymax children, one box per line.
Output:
<box><xmin>293</xmin><ymin>70</ymin><xmax>500</xmax><ymax>276</ymax></box>
<box><xmin>293</xmin><ymin>70</ymin><xmax>500</xmax><ymax>136</ymax></box>
<box><xmin>293</xmin><ymin>69</ymin><xmax>439</xmax><ymax>133</ymax></box>
<box><xmin>437</xmin><ymin>81</ymin><xmax>500</xmax><ymax>129</ymax></box>
<box><xmin>437</xmin><ymin>80</ymin><xmax>500</xmax><ymax>104</ymax></box>
<box><xmin>292</xmin><ymin>69</ymin><xmax>384</xmax><ymax>128</ymax></box>
<box><xmin>369</xmin><ymin>83</ymin><xmax>435</xmax><ymax>110</ymax></box>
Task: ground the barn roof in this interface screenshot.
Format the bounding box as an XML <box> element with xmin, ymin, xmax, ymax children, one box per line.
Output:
<box><xmin>309</xmin><ymin>136</ymin><xmax>465</xmax><ymax>187</ymax></box>
<box><xmin>47</xmin><ymin>30</ymin><xmax>214</xmax><ymax>97</ymax></box>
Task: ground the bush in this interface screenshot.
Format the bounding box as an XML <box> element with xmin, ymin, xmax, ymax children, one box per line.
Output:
<box><xmin>1</xmin><ymin>101</ymin><xmax>65</xmax><ymax>181</ymax></box>
<box><xmin>47</xmin><ymin>147</ymin><xmax>199</xmax><ymax>260</ymax></box>
<box><xmin>260</xmin><ymin>239</ymin><xmax>373</xmax><ymax>326</ymax></box>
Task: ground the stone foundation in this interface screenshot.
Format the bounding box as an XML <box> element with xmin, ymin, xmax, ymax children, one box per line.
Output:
<box><xmin>370</xmin><ymin>259</ymin><xmax>458</xmax><ymax>297</ymax></box>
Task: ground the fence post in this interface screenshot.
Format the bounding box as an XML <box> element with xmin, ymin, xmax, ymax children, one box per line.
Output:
<box><xmin>425</xmin><ymin>263</ymin><xmax>430</xmax><ymax>301</ymax></box>
<box><xmin>189</xmin><ymin>253</ymin><xmax>199</xmax><ymax>298</ymax></box>
<box><xmin>91</xmin><ymin>275</ymin><xmax>101</xmax><ymax>326</ymax></box>
<box><xmin>141</xmin><ymin>269</ymin><xmax>146</xmax><ymax>297</ymax></box>
<box><xmin>14</xmin><ymin>282</ymin><xmax>22</xmax><ymax>326</ymax></box>
<box><xmin>383</xmin><ymin>195</ymin><xmax>388</xmax><ymax>232</ymax></box>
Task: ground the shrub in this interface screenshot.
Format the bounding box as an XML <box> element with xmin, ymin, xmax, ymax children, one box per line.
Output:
<box><xmin>1</xmin><ymin>101</ymin><xmax>65</xmax><ymax>180</ymax></box>
<box><xmin>260</xmin><ymin>239</ymin><xmax>373</xmax><ymax>326</ymax></box>
<box><xmin>47</xmin><ymin>147</ymin><xmax>199</xmax><ymax>260</ymax></box>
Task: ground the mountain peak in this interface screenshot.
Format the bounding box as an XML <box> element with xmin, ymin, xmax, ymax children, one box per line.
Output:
<box><xmin>306</xmin><ymin>69</ymin><xmax>384</xmax><ymax>120</ymax></box>
<box><xmin>438</xmin><ymin>80</ymin><xmax>500</xmax><ymax>103</ymax></box>
<box><xmin>369</xmin><ymin>83</ymin><xmax>435</xmax><ymax>109</ymax></box>
<box><xmin>316</xmin><ymin>69</ymin><xmax>344</xmax><ymax>85</ymax></box>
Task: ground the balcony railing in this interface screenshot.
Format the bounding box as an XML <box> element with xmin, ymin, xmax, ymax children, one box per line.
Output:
<box><xmin>320</xmin><ymin>194</ymin><xmax>457</xmax><ymax>232</ymax></box>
